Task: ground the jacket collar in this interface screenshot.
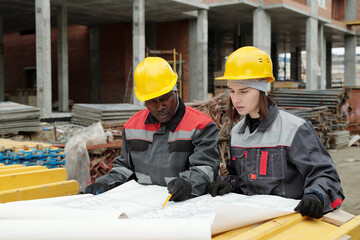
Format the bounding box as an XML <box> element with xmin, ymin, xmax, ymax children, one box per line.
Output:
<box><xmin>238</xmin><ymin>103</ymin><xmax>279</xmax><ymax>134</ymax></box>
<box><xmin>145</xmin><ymin>98</ymin><xmax>186</xmax><ymax>132</ymax></box>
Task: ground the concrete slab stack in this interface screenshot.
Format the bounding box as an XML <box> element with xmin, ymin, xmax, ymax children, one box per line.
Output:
<box><xmin>0</xmin><ymin>102</ymin><xmax>41</xmax><ymax>134</ymax></box>
<box><xmin>71</xmin><ymin>103</ymin><xmax>145</xmax><ymax>126</ymax></box>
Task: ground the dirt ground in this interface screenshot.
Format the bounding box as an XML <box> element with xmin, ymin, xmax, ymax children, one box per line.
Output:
<box><xmin>329</xmin><ymin>146</ymin><xmax>360</xmax><ymax>216</ymax></box>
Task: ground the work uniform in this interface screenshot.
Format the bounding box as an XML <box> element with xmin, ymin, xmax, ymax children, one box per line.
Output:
<box><xmin>226</xmin><ymin>103</ymin><xmax>344</xmax><ymax>213</ymax></box>
<box><xmin>96</xmin><ymin>99</ymin><xmax>220</xmax><ymax>196</ymax></box>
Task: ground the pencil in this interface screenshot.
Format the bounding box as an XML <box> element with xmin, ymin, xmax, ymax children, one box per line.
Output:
<box><xmin>162</xmin><ymin>194</ymin><xmax>172</xmax><ymax>208</ymax></box>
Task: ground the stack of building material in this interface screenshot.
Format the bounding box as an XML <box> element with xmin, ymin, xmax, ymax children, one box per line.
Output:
<box><xmin>328</xmin><ymin>130</ymin><xmax>350</xmax><ymax>149</ymax></box>
<box><xmin>269</xmin><ymin>88</ymin><xmax>347</xmax><ymax>125</ymax></box>
<box><xmin>0</xmin><ymin>102</ymin><xmax>41</xmax><ymax>134</ymax></box>
<box><xmin>71</xmin><ymin>103</ymin><xmax>144</xmax><ymax>126</ymax></box>
<box><xmin>286</xmin><ymin>106</ymin><xmax>333</xmax><ymax>148</ymax></box>
<box><xmin>0</xmin><ymin>164</ymin><xmax>79</xmax><ymax>203</ymax></box>
<box><xmin>0</xmin><ymin>138</ymin><xmax>65</xmax><ymax>168</ymax></box>
<box><xmin>270</xmin><ymin>89</ymin><xmax>349</xmax><ymax>149</ymax></box>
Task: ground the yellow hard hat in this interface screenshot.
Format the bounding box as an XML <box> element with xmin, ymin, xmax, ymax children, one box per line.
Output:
<box><xmin>216</xmin><ymin>46</ymin><xmax>275</xmax><ymax>82</ymax></box>
<box><xmin>134</xmin><ymin>57</ymin><xmax>178</xmax><ymax>101</ymax></box>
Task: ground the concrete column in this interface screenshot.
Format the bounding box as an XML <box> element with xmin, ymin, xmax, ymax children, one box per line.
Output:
<box><xmin>344</xmin><ymin>0</ymin><xmax>357</xmax><ymax>87</ymax></box>
<box><xmin>306</xmin><ymin>0</ymin><xmax>318</xmax><ymax>90</ymax></box>
<box><xmin>253</xmin><ymin>6</ymin><xmax>271</xmax><ymax>54</ymax></box>
<box><xmin>57</xmin><ymin>4</ymin><xmax>69</xmax><ymax>111</ymax></box>
<box><xmin>344</xmin><ymin>35</ymin><xmax>356</xmax><ymax>86</ymax></box>
<box><xmin>0</xmin><ymin>16</ymin><xmax>4</xmax><ymax>102</ymax></box>
<box><xmin>345</xmin><ymin>0</ymin><xmax>357</xmax><ymax>21</ymax></box>
<box><xmin>89</xmin><ymin>26</ymin><xmax>100</xmax><ymax>103</ymax></box>
<box><xmin>132</xmin><ymin>0</ymin><xmax>145</xmax><ymax>105</ymax></box>
<box><xmin>189</xmin><ymin>9</ymin><xmax>208</xmax><ymax>101</ymax></box>
<box><xmin>318</xmin><ymin>24</ymin><xmax>326</xmax><ymax>89</ymax></box>
<box><xmin>291</xmin><ymin>47</ymin><xmax>301</xmax><ymax>81</ymax></box>
<box><xmin>35</xmin><ymin>0</ymin><xmax>52</xmax><ymax>117</ymax></box>
<box><xmin>326</xmin><ymin>41</ymin><xmax>332</xmax><ymax>89</ymax></box>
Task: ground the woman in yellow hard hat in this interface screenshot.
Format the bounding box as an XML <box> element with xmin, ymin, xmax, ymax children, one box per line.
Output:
<box><xmin>208</xmin><ymin>46</ymin><xmax>344</xmax><ymax>219</ymax></box>
<box><xmin>85</xmin><ymin>57</ymin><xmax>220</xmax><ymax>203</ymax></box>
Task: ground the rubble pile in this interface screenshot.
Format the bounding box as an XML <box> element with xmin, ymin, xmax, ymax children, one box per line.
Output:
<box><xmin>88</xmin><ymin>123</ymin><xmax>124</xmax><ymax>182</ymax></box>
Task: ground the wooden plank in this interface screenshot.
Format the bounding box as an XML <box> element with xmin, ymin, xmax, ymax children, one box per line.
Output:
<box><xmin>219</xmin><ymin>213</ymin><xmax>305</xmax><ymax>240</ymax></box>
<box><xmin>323</xmin><ymin>210</ymin><xmax>356</xmax><ymax>227</ymax></box>
<box><xmin>343</xmin><ymin>20</ymin><xmax>360</xmax><ymax>26</ymax></box>
<box><xmin>337</xmin><ymin>235</ymin><xmax>351</xmax><ymax>240</ymax></box>
<box><xmin>0</xmin><ymin>168</ymin><xmax>67</xmax><ymax>191</ymax></box>
<box><xmin>0</xmin><ymin>164</ymin><xmax>24</xmax><ymax>170</ymax></box>
<box><xmin>87</xmin><ymin>140</ymin><xmax>122</xmax><ymax>150</ymax></box>
<box><xmin>0</xmin><ymin>165</ymin><xmax>47</xmax><ymax>175</ymax></box>
<box><xmin>321</xmin><ymin>216</ymin><xmax>360</xmax><ymax>240</ymax></box>
<box><xmin>0</xmin><ymin>180</ymin><xmax>79</xmax><ymax>203</ymax></box>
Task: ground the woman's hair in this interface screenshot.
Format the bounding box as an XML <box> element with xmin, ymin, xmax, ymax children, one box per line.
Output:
<box><xmin>228</xmin><ymin>91</ymin><xmax>274</xmax><ymax>124</ymax></box>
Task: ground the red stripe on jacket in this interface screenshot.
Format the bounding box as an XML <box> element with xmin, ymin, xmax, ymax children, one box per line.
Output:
<box><xmin>124</xmin><ymin>106</ymin><xmax>213</xmax><ymax>132</ymax></box>
<box><xmin>175</xmin><ymin>106</ymin><xmax>213</xmax><ymax>132</ymax></box>
<box><xmin>124</xmin><ymin>109</ymin><xmax>160</xmax><ymax>131</ymax></box>
<box><xmin>331</xmin><ymin>197</ymin><xmax>343</xmax><ymax>209</ymax></box>
<box><xmin>259</xmin><ymin>151</ymin><xmax>268</xmax><ymax>175</ymax></box>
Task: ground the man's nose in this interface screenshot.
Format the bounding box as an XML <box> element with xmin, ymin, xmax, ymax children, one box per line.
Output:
<box><xmin>154</xmin><ymin>100</ymin><xmax>165</xmax><ymax>109</ymax></box>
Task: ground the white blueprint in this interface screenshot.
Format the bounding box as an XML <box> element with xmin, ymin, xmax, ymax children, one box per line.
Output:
<box><xmin>0</xmin><ymin>180</ymin><xmax>300</xmax><ymax>238</ymax></box>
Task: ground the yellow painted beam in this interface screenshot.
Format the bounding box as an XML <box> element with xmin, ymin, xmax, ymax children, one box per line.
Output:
<box><xmin>321</xmin><ymin>215</ymin><xmax>360</xmax><ymax>240</ymax></box>
<box><xmin>0</xmin><ymin>164</ymin><xmax>25</xmax><ymax>170</ymax></box>
<box><xmin>222</xmin><ymin>213</ymin><xmax>305</xmax><ymax>240</ymax></box>
<box><xmin>0</xmin><ymin>166</ymin><xmax>47</xmax><ymax>175</ymax></box>
<box><xmin>267</xmin><ymin>216</ymin><xmax>337</xmax><ymax>240</ymax></box>
<box><xmin>0</xmin><ymin>168</ymin><xmax>68</xmax><ymax>191</ymax></box>
<box><xmin>213</xmin><ymin>223</ymin><xmax>262</xmax><ymax>240</ymax></box>
<box><xmin>0</xmin><ymin>180</ymin><xmax>79</xmax><ymax>203</ymax></box>
<box><xmin>343</xmin><ymin>20</ymin><xmax>360</xmax><ymax>26</ymax></box>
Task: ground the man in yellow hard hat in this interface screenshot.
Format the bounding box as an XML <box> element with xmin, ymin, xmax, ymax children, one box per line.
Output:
<box><xmin>85</xmin><ymin>57</ymin><xmax>220</xmax><ymax>202</ymax></box>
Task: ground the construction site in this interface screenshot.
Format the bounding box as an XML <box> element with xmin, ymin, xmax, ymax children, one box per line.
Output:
<box><xmin>1</xmin><ymin>0</ymin><xmax>360</xmax><ymax>239</ymax></box>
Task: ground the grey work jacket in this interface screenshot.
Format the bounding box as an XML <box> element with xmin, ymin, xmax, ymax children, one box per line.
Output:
<box><xmin>96</xmin><ymin>99</ymin><xmax>220</xmax><ymax>196</ymax></box>
<box><xmin>227</xmin><ymin>103</ymin><xmax>344</xmax><ymax>213</ymax></box>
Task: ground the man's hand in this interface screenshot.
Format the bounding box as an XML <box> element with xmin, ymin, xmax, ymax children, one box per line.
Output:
<box><xmin>167</xmin><ymin>178</ymin><xmax>192</xmax><ymax>202</ymax></box>
<box><xmin>294</xmin><ymin>194</ymin><xmax>324</xmax><ymax>219</ymax></box>
<box><xmin>207</xmin><ymin>180</ymin><xmax>232</xmax><ymax>197</ymax></box>
<box><xmin>85</xmin><ymin>182</ymin><xmax>110</xmax><ymax>195</ymax></box>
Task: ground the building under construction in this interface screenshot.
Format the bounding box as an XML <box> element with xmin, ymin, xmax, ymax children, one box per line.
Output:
<box><xmin>0</xmin><ymin>0</ymin><xmax>359</xmax><ymax>117</ymax></box>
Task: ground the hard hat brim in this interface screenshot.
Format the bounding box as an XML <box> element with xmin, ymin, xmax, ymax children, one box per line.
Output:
<box><xmin>215</xmin><ymin>75</ymin><xmax>275</xmax><ymax>83</ymax></box>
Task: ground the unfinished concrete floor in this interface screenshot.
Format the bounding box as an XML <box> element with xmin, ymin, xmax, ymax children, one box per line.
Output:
<box><xmin>329</xmin><ymin>146</ymin><xmax>360</xmax><ymax>216</ymax></box>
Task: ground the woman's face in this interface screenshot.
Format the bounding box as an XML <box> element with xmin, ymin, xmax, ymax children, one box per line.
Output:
<box><xmin>228</xmin><ymin>84</ymin><xmax>260</xmax><ymax>118</ymax></box>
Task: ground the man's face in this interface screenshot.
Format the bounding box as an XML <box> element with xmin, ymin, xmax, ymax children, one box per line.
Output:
<box><xmin>145</xmin><ymin>91</ymin><xmax>178</xmax><ymax>123</ymax></box>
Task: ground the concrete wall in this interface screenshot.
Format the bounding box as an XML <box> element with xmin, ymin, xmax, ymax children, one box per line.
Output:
<box><xmin>3</xmin><ymin>32</ymin><xmax>36</xmax><ymax>91</ymax></box>
<box><xmin>3</xmin><ymin>25</ymin><xmax>90</xmax><ymax>104</ymax></box>
<box><xmin>100</xmin><ymin>23</ymin><xmax>132</xmax><ymax>103</ymax></box>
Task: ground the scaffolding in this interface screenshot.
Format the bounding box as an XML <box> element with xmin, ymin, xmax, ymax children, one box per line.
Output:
<box><xmin>146</xmin><ymin>47</ymin><xmax>183</xmax><ymax>99</ymax></box>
